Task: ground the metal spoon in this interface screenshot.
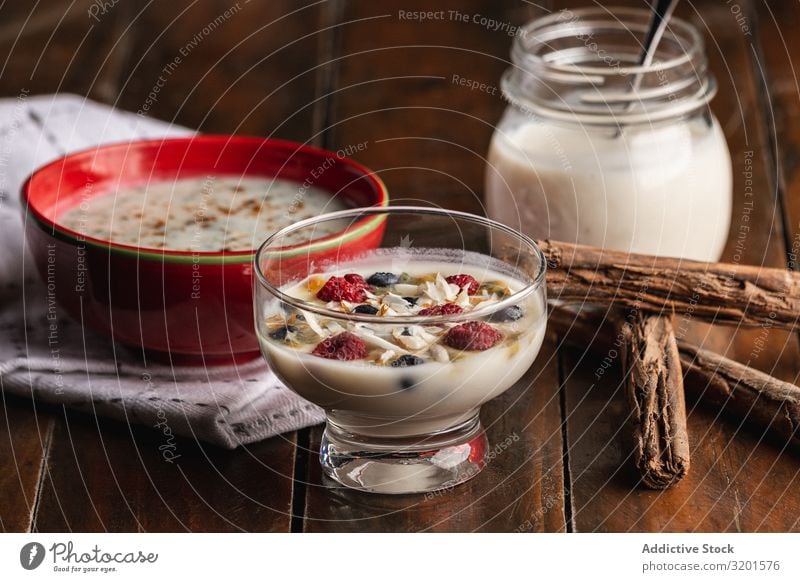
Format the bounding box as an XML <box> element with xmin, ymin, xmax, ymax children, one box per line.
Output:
<box><xmin>632</xmin><ymin>0</ymin><xmax>680</xmax><ymax>92</ymax></box>
<box><xmin>616</xmin><ymin>0</ymin><xmax>680</xmax><ymax>135</ymax></box>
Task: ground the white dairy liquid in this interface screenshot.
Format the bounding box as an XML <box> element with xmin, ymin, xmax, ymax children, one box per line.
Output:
<box><xmin>258</xmin><ymin>258</ymin><xmax>546</xmax><ymax>438</ymax></box>
<box><xmin>485</xmin><ymin>116</ymin><xmax>733</xmax><ymax>261</ymax></box>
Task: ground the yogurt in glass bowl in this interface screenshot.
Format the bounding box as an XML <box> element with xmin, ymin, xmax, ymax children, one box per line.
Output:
<box><xmin>254</xmin><ymin>207</ymin><xmax>547</xmax><ymax>494</ymax></box>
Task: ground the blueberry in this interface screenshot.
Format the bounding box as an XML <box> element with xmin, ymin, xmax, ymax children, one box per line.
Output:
<box><xmin>400</xmin><ymin>378</ymin><xmax>416</xmax><ymax>390</ymax></box>
<box><xmin>367</xmin><ymin>272</ymin><xmax>400</xmax><ymax>287</ymax></box>
<box><xmin>402</xmin><ymin>296</ymin><xmax>418</xmax><ymax>305</ymax></box>
<box><xmin>488</xmin><ymin>305</ymin><xmax>525</xmax><ymax>322</ymax></box>
<box><xmin>391</xmin><ymin>354</ymin><xmax>425</xmax><ymax>367</ymax></box>
<box><xmin>400</xmin><ymin>327</ymin><xmax>412</xmax><ymax>336</ymax></box>
<box><xmin>268</xmin><ymin>325</ymin><xmax>297</xmax><ymax>340</ymax></box>
<box><xmin>353</xmin><ymin>304</ymin><xmax>379</xmax><ymax>315</ymax></box>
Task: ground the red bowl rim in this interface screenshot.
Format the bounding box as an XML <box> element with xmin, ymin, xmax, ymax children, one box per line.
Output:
<box><xmin>21</xmin><ymin>135</ymin><xmax>389</xmax><ymax>265</ymax></box>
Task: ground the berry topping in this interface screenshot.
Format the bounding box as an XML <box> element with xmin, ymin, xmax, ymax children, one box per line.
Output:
<box><xmin>316</xmin><ymin>276</ymin><xmax>367</xmax><ymax>302</ymax></box>
<box><xmin>446</xmin><ymin>274</ymin><xmax>480</xmax><ymax>295</ymax></box>
<box><xmin>353</xmin><ymin>304</ymin><xmax>379</xmax><ymax>315</ymax></box>
<box><xmin>344</xmin><ymin>273</ymin><xmax>369</xmax><ymax>290</ymax></box>
<box><xmin>400</xmin><ymin>378</ymin><xmax>416</xmax><ymax>390</ymax></box>
<box><xmin>443</xmin><ymin>321</ymin><xmax>503</xmax><ymax>351</ymax></box>
<box><xmin>311</xmin><ymin>332</ymin><xmax>367</xmax><ymax>360</ymax></box>
<box><xmin>366</xmin><ymin>272</ymin><xmax>400</xmax><ymax>287</ymax></box>
<box><xmin>268</xmin><ymin>325</ymin><xmax>297</xmax><ymax>341</ymax></box>
<box><xmin>418</xmin><ymin>303</ymin><xmax>464</xmax><ymax>316</ymax></box>
<box><xmin>488</xmin><ymin>305</ymin><xmax>525</xmax><ymax>322</ymax></box>
<box><xmin>391</xmin><ymin>354</ymin><xmax>425</xmax><ymax>367</ymax></box>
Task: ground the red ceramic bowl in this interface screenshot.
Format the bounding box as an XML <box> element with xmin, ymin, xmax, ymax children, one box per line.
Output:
<box><xmin>22</xmin><ymin>136</ymin><xmax>388</xmax><ymax>365</ymax></box>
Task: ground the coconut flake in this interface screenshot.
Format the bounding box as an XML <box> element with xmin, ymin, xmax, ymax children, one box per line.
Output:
<box><xmin>429</xmin><ymin>343</ymin><xmax>450</xmax><ymax>363</ymax></box>
<box><xmin>416</xmin><ymin>327</ymin><xmax>439</xmax><ymax>343</ymax></box>
<box><xmin>470</xmin><ymin>294</ymin><xmax>499</xmax><ymax>308</ymax></box>
<box><xmin>324</xmin><ymin>320</ymin><xmax>346</xmax><ymax>335</ymax></box>
<box><xmin>301</xmin><ymin>311</ymin><xmax>326</xmax><ymax>337</ymax></box>
<box><xmin>396</xmin><ymin>335</ymin><xmax>429</xmax><ymax>350</ymax></box>
<box><xmin>383</xmin><ymin>292</ymin><xmax>410</xmax><ymax>307</ymax></box>
<box><xmin>382</xmin><ymin>293</ymin><xmax>412</xmax><ymax>314</ymax></box>
<box><xmin>378</xmin><ymin>350</ymin><xmax>396</xmax><ymax>365</ymax></box>
<box><xmin>420</xmin><ymin>273</ymin><xmax>460</xmax><ymax>304</ymax></box>
<box><xmin>354</xmin><ymin>329</ymin><xmax>409</xmax><ymax>353</ymax></box>
<box><xmin>422</xmin><ymin>326</ymin><xmax>446</xmax><ymax>336</ymax></box>
<box><xmin>392</xmin><ymin>325</ymin><xmax>437</xmax><ymax>351</ymax></box>
<box><xmin>454</xmin><ymin>287</ymin><xmax>471</xmax><ymax>308</ymax></box>
<box><xmin>378</xmin><ymin>304</ymin><xmax>400</xmax><ymax>317</ymax></box>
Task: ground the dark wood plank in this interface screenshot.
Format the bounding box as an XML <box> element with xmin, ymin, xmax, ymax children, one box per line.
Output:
<box><xmin>29</xmin><ymin>0</ymin><xmax>335</xmax><ymax>532</ymax></box>
<box><xmin>752</xmin><ymin>0</ymin><xmax>800</xmax><ymax>533</ymax></box>
<box><xmin>0</xmin><ymin>396</ymin><xmax>53</xmax><ymax>532</ymax></box>
<box><xmin>33</xmin><ymin>410</ymin><xmax>296</xmax><ymax>532</ymax></box>
<box><xmin>114</xmin><ymin>0</ymin><xmax>326</xmax><ymax>139</ymax></box>
<box><xmin>0</xmin><ymin>0</ymin><xmax>135</xmax><ymax>101</ymax></box>
<box><xmin>561</xmin><ymin>342</ymin><xmax>800</xmax><ymax>532</ymax></box>
<box><xmin>301</xmin><ymin>0</ymin><xmax>567</xmax><ymax>532</ymax></box>
<box><xmin>0</xmin><ymin>0</ymin><xmax>132</xmax><ymax>532</ymax></box>
<box><xmin>303</xmin><ymin>340</ymin><xmax>565</xmax><ymax>532</ymax></box>
<box><xmin>757</xmin><ymin>1</ymin><xmax>800</xmax><ymax>255</ymax></box>
<box><xmin>5</xmin><ymin>0</ymin><xmax>799</xmax><ymax>534</ymax></box>
<box><xmin>563</xmin><ymin>0</ymin><xmax>800</xmax><ymax>532</ymax></box>
<box><xmin>317</xmin><ymin>0</ymin><xmax>540</xmax><ymax>215</ymax></box>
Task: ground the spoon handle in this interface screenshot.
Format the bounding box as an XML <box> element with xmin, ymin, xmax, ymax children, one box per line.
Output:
<box><xmin>632</xmin><ymin>0</ymin><xmax>680</xmax><ymax>91</ymax></box>
<box><xmin>614</xmin><ymin>0</ymin><xmax>679</xmax><ymax>135</ymax></box>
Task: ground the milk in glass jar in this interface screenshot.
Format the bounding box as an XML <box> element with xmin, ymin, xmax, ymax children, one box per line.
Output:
<box><xmin>485</xmin><ymin>7</ymin><xmax>732</xmax><ymax>261</ymax></box>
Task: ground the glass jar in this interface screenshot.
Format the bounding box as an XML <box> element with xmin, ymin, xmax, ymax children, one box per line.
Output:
<box><xmin>485</xmin><ymin>7</ymin><xmax>732</xmax><ymax>261</ymax></box>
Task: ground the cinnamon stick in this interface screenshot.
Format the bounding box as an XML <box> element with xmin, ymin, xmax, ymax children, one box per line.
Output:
<box><xmin>539</xmin><ymin>239</ymin><xmax>800</xmax><ymax>331</ymax></box>
<box><xmin>549</xmin><ymin>306</ymin><xmax>800</xmax><ymax>450</ymax></box>
<box><xmin>621</xmin><ymin>313</ymin><xmax>690</xmax><ymax>489</ymax></box>
<box><xmin>678</xmin><ymin>344</ymin><xmax>800</xmax><ymax>448</ymax></box>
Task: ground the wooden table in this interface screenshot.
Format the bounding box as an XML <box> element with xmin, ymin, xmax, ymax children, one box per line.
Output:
<box><xmin>2</xmin><ymin>0</ymin><xmax>799</xmax><ymax>533</ymax></box>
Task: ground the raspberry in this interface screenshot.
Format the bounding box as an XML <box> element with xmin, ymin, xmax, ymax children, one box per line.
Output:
<box><xmin>446</xmin><ymin>274</ymin><xmax>480</xmax><ymax>295</ymax></box>
<box><xmin>344</xmin><ymin>273</ymin><xmax>369</xmax><ymax>290</ymax></box>
<box><xmin>311</xmin><ymin>332</ymin><xmax>367</xmax><ymax>360</ymax></box>
<box><xmin>418</xmin><ymin>304</ymin><xmax>464</xmax><ymax>316</ymax></box>
<box><xmin>316</xmin><ymin>276</ymin><xmax>367</xmax><ymax>302</ymax></box>
<box><xmin>443</xmin><ymin>321</ymin><xmax>503</xmax><ymax>351</ymax></box>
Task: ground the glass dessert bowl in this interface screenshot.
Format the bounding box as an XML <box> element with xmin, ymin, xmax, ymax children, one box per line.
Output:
<box><xmin>254</xmin><ymin>207</ymin><xmax>547</xmax><ymax>494</ymax></box>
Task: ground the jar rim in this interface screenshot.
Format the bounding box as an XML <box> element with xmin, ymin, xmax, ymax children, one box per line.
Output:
<box><xmin>503</xmin><ymin>6</ymin><xmax>716</xmax><ymax>126</ymax></box>
<box><xmin>514</xmin><ymin>7</ymin><xmax>704</xmax><ymax>76</ymax></box>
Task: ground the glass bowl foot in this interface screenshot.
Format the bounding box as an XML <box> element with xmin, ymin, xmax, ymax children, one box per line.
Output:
<box><xmin>319</xmin><ymin>415</ymin><xmax>488</xmax><ymax>494</ymax></box>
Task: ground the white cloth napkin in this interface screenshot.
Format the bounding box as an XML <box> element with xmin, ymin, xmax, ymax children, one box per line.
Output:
<box><xmin>0</xmin><ymin>94</ymin><xmax>324</xmax><ymax>449</ymax></box>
